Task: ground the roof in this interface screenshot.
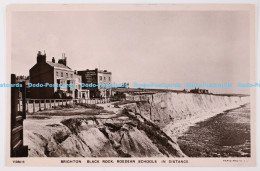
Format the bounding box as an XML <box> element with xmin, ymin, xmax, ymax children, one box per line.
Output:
<box><xmin>46</xmin><ymin>61</ymin><xmax>72</xmax><ymax>70</ymax></box>
<box><xmin>98</xmin><ymin>70</ymin><xmax>112</xmax><ymax>74</ymax></box>
<box><xmin>77</xmin><ymin>69</ymin><xmax>112</xmax><ymax>74</ymax></box>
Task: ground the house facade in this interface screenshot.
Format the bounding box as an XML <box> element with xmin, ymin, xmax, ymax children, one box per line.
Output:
<box><xmin>78</xmin><ymin>68</ymin><xmax>112</xmax><ymax>98</ymax></box>
<box><xmin>74</xmin><ymin>73</ymin><xmax>89</xmax><ymax>99</ymax></box>
<box><xmin>29</xmin><ymin>51</ymin><xmax>88</xmax><ymax>99</ymax></box>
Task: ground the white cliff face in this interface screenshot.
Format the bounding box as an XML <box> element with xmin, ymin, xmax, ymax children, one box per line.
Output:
<box><xmin>126</xmin><ymin>92</ymin><xmax>249</xmax><ymax>140</ymax></box>
<box><xmin>24</xmin><ymin>104</ymin><xmax>186</xmax><ymax>157</ymax></box>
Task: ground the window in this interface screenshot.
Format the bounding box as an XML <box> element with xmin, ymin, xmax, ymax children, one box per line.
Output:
<box><xmin>66</xmin><ymin>73</ymin><xmax>68</xmax><ymax>78</ymax></box>
<box><xmin>56</xmin><ymin>71</ymin><xmax>59</xmax><ymax>76</ymax></box>
<box><xmin>71</xmin><ymin>74</ymin><xmax>73</xmax><ymax>78</ymax></box>
<box><xmin>57</xmin><ymin>79</ymin><xmax>61</xmax><ymax>90</ymax></box>
<box><xmin>104</xmin><ymin>77</ymin><xmax>106</xmax><ymax>81</ymax></box>
<box><xmin>109</xmin><ymin>77</ymin><xmax>111</xmax><ymax>81</ymax></box>
<box><xmin>99</xmin><ymin>76</ymin><xmax>102</xmax><ymax>81</ymax></box>
<box><xmin>61</xmin><ymin>72</ymin><xmax>63</xmax><ymax>77</ymax></box>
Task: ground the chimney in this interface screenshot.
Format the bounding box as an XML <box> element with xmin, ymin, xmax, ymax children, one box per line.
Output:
<box><xmin>36</xmin><ymin>51</ymin><xmax>46</xmax><ymax>64</ymax></box>
<box><xmin>52</xmin><ymin>57</ymin><xmax>55</xmax><ymax>63</ymax></box>
<box><xmin>58</xmin><ymin>53</ymin><xmax>67</xmax><ymax>66</ymax></box>
<box><xmin>63</xmin><ymin>53</ymin><xmax>67</xmax><ymax>66</ymax></box>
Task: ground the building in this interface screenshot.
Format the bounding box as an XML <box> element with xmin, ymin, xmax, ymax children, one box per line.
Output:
<box><xmin>74</xmin><ymin>72</ymin><xmax>89</xmax><ymax>99</ymax></box>
<box><xmin>190</xmin><ymin>88</ymin><xmax>209</xmax><ymax>94</ymax></box>
<box><xmin>78</xmin><ymin>68</ymin><xmax>112</xmax><ymax>98</ymax></box>
<box><xmin>16</xmin><ymin>75</ymin><xmax>30</xmax><ymax>98</ymax></box>
<box><xmin>29</xmin><ymin>51</ymin><xmax>88</xmax><ymax>99</ymax></box>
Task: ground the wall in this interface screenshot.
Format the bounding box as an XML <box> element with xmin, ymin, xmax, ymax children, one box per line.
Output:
<box><xmin>29</xmin><ymin>62</ymin><xmax>54</xmax><ymax>99</ymax></box>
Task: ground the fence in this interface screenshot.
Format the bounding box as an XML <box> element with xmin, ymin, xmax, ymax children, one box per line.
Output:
<box><xmin>11</xmin><ymin>74</ymin><xmax>28</xmax><ymax>157</ymax></box>
<box><xmin>18</xmin><ymin>98</ymin><xmax>111</xmax><ymax>113</ymax></box>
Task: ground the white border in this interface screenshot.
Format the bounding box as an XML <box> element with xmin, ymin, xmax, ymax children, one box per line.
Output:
<box><xmin>0</xmin><ymin>0</ymin><xmax>259</xmax><ymax>171</ymax></box>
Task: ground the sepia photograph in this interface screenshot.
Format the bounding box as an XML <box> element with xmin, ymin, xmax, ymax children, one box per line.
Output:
<box><xmin>5</xmin><ymin>4</ymin><xmax>256</xmax><ymax>166</ymax></box>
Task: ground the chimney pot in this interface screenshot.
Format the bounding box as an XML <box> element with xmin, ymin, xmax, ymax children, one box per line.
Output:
<box><xmin>37</xmin><ymin>51</ymin><xmax>46</xmax><ymax>64</ymax></box>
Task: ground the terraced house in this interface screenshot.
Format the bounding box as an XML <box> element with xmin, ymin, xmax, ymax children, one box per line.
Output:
<box><xmin>29</xmin><ymin>51</ymin><xmax>88</xmax><ymax>99</ymax></box>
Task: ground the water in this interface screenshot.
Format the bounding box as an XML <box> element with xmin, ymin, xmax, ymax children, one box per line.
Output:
<box><xmin>177</xmin><ymin>104</ymin><xmax>251</xmax><ymax>157</ymax></box>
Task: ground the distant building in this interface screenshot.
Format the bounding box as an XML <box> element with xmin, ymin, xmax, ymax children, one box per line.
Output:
<box><xmin>29</xmin><ymin>51</ymin><xmax>88</xmax><ymax>99</ymax></box>
<box><xmin>16</xmin><ymin>75</ymin><xmax>30</xmax><ymax>98</ymax></box>
<box><xmin>78</xmin><ymin>68</ymin><xmax>112</xmax><ymax>98</ymax></box>
<box><xmin>74</xmin><ymin>71</ymin><xmax>89</xmax><ymax>99</ymax></box>
<box><xmin>190</xmin><ymin>88</ymin><xmax>209</xmax><ymax>94</ymax></box>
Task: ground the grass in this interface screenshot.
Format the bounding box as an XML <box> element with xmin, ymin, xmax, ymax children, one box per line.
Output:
<box><xmin>27</xmin><ymin>103</ymin><xmax>114</xmax><ymax>116</ymax></box>
<box><xmin>76</xmin><ymin>103</ymin><xmax>104</xmax><ymax>110</ymax></box>
<box><xmin>112</xmin><ymin>100</ymin><xmax>137</xmax><ymax>106</ymax></box>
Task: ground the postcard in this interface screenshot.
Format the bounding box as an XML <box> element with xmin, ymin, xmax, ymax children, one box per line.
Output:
<box><xmin>5</xmin><ymin>4</ymin><xmax>256</xmax><ymax>166</ymax></box>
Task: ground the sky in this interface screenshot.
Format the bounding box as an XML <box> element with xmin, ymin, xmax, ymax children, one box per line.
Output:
<box><xmin>11</xmin><ymin>10</ymin><xmax>250</xmax><ymax>94</ymax></box>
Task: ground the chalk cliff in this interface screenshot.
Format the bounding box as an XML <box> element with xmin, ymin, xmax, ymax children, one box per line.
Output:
<box><xmin>125</xmin><ymin>92</ymin><xmax>249</xmax><ymax>139</ymax></box>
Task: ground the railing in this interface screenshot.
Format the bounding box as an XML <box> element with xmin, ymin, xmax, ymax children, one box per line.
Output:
<box><xmin>125</xmin><ymin>95</ymin><xmax>150</xmax><ymax>101</ymax></box>
<box><xmin>18</xmin><ymin>98</ymin><xmax>111</xmax><ymax>113</ymax></box>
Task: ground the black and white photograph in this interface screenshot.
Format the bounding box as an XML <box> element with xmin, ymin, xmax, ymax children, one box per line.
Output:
<box><xmin>4</xmin><ymin>4</ymin><xmax>256</xmax><ymax>167</ymax></box>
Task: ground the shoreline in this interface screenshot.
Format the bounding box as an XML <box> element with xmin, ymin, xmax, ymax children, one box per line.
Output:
<box><xmin>163</xmin><ymin>103</ymin><xmax>250</xmax><ymax>141</ymax></box>
<box><xmin>177</xmin><ymin>103</ymin><xmax>250</xmax><ymax>157</ymax></box>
